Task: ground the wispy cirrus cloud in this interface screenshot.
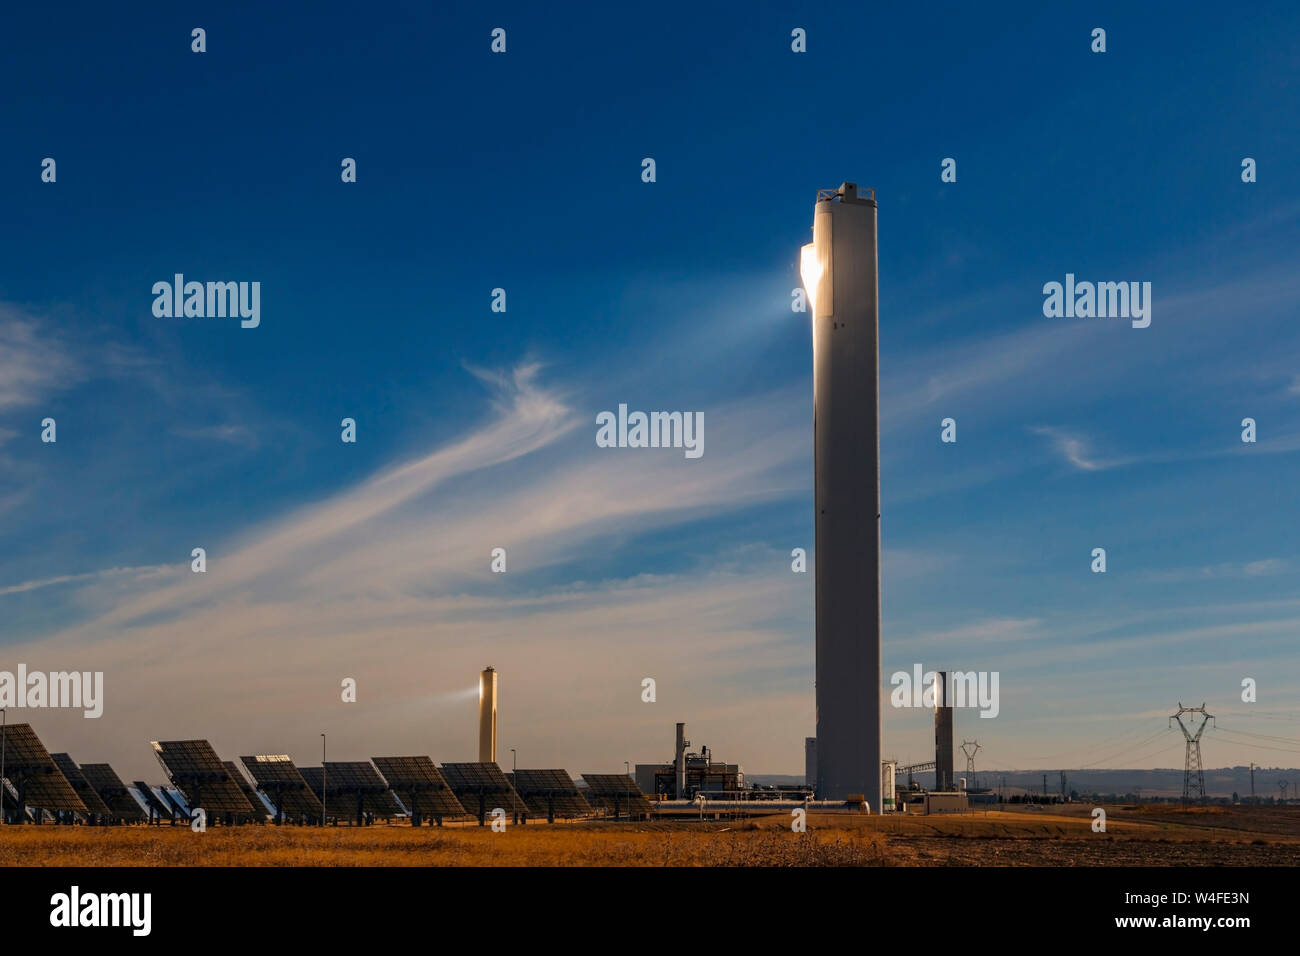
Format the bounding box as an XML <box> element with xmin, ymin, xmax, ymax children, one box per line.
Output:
<box><xmin>1141</xmin><ymin>558</ymin><xmax>1290</xmax><ymax>584</ymax></box>
<box><xmin>0</xmin><ymin>310</ymin><xmax>81</xmax><ymax>410</ymax></box>
<box><xmin>169</xmin><ymin>424</ymin><xmax>259</xmax><ymax>447</ymax></box>
<box><xmin>1030</xmin><ymin>425</ymin><xmax>1136</xmax><ymax>472</ymax></box>
<box><xmin>0</xmin><ymin>564</ymin><xmax>169</xmax><ymax>597</ymax></box>
<box><xmin>1030</xmin><ymin>422</ymin><xmax>1300</xmax><ymax>474</ymax></box>
<box><xmin>3</xmin><ymin>363</ymin><xmax>815</xmax><ymax>778</ymax></box>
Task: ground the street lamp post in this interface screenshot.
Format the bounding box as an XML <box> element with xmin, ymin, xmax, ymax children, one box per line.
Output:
<box><xmin>624</xmin><ymin>760</ymin><xmax>631</xmax><ymax>822</ymax></box>
<box><xmin>320</xmin><ymin>734</ymin><xmax>327</xmax><ymax>827</ymax></box>
<box><xmin>510</xmin><ymin>749</ymin><xmax>518</xmax><ymax>824</ymax></box>
<box><xmin>1</xmin><ymin>708</ymin><xmax>6</xmax><ymax>826</ymax></box>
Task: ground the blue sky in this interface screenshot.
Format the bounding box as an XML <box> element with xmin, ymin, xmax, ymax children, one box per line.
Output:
<box><xmin>1</xmin><ymin>1</ymin><xmax>1298</xmax><ymax>781</ymax></box>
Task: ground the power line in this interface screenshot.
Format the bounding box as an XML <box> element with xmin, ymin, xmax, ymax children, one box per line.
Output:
<box><xmin>1210</xmin><ymin>730</ymin><xmax>1300</xmax><ymax>757</ymax></box>
<box><xmin>1077</xmin><ymin>729</ymin><xmax>1172</xmax><ymax>769</ymax></box>
<box><xmin>1213</xmin><ymin>710</ymin><xmax>1300</xmax><ymax>723</ymax></box>
<box><xmin>1011</xmin><ymin>723</ymin><xmax>1164</xmax><ymax>764</ymax></box>
<box><xmin>978</xmin><ymin>735</ymin><xmax>1177</xmax><ymax>773</ymax></box>
<box><xmin>1213</xmin><ymin>724</ymin><xmax>1300</xmax><ymax>746</ymax></box>
<box><xmin>1112</xmin><ymin>740</ymin><xmax>1185</xmax><ymax>767</ymax></box>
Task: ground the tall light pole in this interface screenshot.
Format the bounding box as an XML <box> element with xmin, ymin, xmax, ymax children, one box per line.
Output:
<box><xmin>320</xmin><ymin>733</ymin><xmax>327</xmax><ymax>827</ymax></box>
<box><xmin>511</xmin><ymin>748</ymin><xmax>517</xmax><ymax>824</ymax></box>
<box><xmin>800</xmin><ymin>182</ymin><xmax>882</xmax><ymax>809</ymax></box>
<box><xmin>1</xmin><ymin>708</ymin><xmax>6</xmax><ymax>826</ymax></box>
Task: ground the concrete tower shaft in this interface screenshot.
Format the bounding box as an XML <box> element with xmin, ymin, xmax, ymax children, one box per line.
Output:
<box><xmin>478</xmin><ymin>667</ymin><xmax>497</xmax><ymax>763</ymax></box>
<box><xmin>935</xmin><ymin>671</ymin><xmax>955</xmax><ymax>791</ymax></box>
<box><xmin>802</xmin><ymin>183</ymin><xmax>882</xmax><ymax>808</ymax></box>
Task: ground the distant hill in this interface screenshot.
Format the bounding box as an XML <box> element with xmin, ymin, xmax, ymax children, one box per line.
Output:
<box><xmin>749</xmin><ymin>768</ymin><xmax>1300</xmax><ymax>800</ymax></box>
<box><xmin>966</xmin><ymin>767</ymin><xmax>1298</xmax><ymax>800</ymax></box>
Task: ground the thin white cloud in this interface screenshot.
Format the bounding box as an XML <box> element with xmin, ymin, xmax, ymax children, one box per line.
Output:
<box><xmin>881</xmin><ymin>548</ymin><xmax>953</xmax><ymax>581</ymax></box>
<box><xmin>170</xmin><ymin>424</ymin><xmax>258</xmax><ymax>447</ymax></box>
<box><xmin>0</xmin><ymin>565</ymin><xmax>169</xmax><ymax>597</ymax></box>
<box><xmin>1031</xmin><ymin>422</ymin><xmax>1300</xmax><ymax>475</ymax></box>
<box><xmin>1245</xmin><ymin>558</ymin><xmax>1288</xmax><ymax>576</ymax></box>
<box><xmin>1030</xmin><ymin>425</ymin><xmax>1134</xmax><ymax>472</ymax></box>
<box><xmin>1142</xmin><ymin>559</ymin><xmax>1289</xmax><ymax>584</ymax></box>
<box><xmin>893</xmin><ymin>617</ymin><xmax>1043</xmax><ymax>649</ymax></box>
<box><xmin>0</xmin><ymin>311</ymin><xmax>81</xmax><ymax>409</ymax></box>
<box><xmin>39</xmin><ymin>362</ymin><xmax>577</xmax><ymax>632</ymax></box>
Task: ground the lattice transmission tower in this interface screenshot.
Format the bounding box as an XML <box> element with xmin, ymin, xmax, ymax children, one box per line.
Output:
<box><xmin>960</xmin><ymin>739</ymin><xmax>980</xmax><ymax>787</ymax></box>
<box><xmin>1169</xmin><ymin>702</ymin><xmax>1214</xmax><ymax>805</ymax></box>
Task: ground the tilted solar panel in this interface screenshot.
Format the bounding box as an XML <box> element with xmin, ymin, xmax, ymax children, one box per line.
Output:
<box><xmin>19</xmin><ymin>768</ymin><xmax>89</xmax><ymax>813</ymax></box>
<box><xmin>579</xmin><ymin>774</ymin><xmax>653</xmax><ymax>814</ymax></box>
<box><xmin>275</xmin><ymin>786</ymin><xmax>323</xmax><ymax>817</ymax></box>
<box><xmin>321</xmin><ymin>761</ymin><xmax>388</xmax><ymax>790</ymax></box>
<box><xmin>0</xmin><ymin>724</ymin><xmax>60</xmax><ymax>770</ymax></box>
<box><xmin>240</xmin><ymin>754</ymin><xmax>302</xmax><ymax>785</ymax></box>
<box><xmin>440</xmin><ymin>762</ymin><xmax>527</xmax><ymax>814</ymax></box>
<box><xmin>300</xmin><ymin>763</ymin><xmax>403</xmax><ymax>818</ymax></box>
<box><xmin>0</xmin><ymin>725</ymin><xmax>88</xmax><ymax>813</ymax></box>
<box><xmin>370</xmin><ymin>755</ymin><xmax>441</xmax><ymax>788</ymax></box>
<box><xmin>327</xmin><ymin>762</ymin><xmax>404</xmax><ymax>816</ymax></box>
<box><xmin>240</xmin><ymin>755</ymin><xmax>323</xmax><ymax>817</ymax></box>
<box><xmin>80</xmin><ymin>764</ymin><xmax>147</xmax><ymax>821</ymax></box>
<box><xmin>51</xmin><ymin>754</ymin><xmax>113</xmax><ymax>816</ymax></box>
<box><xmin>510</xmin><ymin>769</ymin><xmax>591</xmax><ymax>816</ymax></box>
<box><xmin>151</xmin><ymin>740</ymin><xmax>254</xmax><ymax>815</ymax></box>
<box><xmin>299</xmin><ymin>766</ymin><xmax>324</xmax><ymax>796</ymax></box>
<box><xmin>373</xmin><ymin>756</ymin><xmax>466</xmax><ymax>817</ymax></box>
<box><xmin>161</xmin><ymin>788</ymin><xmax>191</xmax><ymax>816</ymax></box>
<box><xmin>132</xmin><ymin>781</ymin><xmax>176</xmax><ymax>818</ymax></box>
<box><xmin>224</xmin><ymin>762</ymin><xmax>269</xmax><ymax>820</ymax></box>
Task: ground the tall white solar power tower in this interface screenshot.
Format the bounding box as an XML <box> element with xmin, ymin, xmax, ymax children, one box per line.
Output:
<box><xmin>800</xmin><ymin>183</ymin><xmax>882</xmax><ymax>808</ymax></box>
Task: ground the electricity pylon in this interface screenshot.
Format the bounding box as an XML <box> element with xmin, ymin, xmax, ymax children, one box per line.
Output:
<box><xmin>960</xmin><ymin>740</ymin><xmax>980</xmax><ymax>786</ymax></box>
<box><xmin>1170</xmin><ymin>703</ymin><xmax>1214</xmax><ymax>805</ymax></box>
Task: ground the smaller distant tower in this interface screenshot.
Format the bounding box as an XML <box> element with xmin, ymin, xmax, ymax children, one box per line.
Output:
<box><xmin>479</xmin><ymin>667</ymin><xmax>498</xmax><ymax>762</ymax></box>
<box><xmin>935</xmin><ymin>672</ymin><xmax>954</xmax><ymax>791</ymax></box>
<box><xmin>676</xmin><ymin>723</ymin><xmax>689</xmax><ymax>799</ymax></box>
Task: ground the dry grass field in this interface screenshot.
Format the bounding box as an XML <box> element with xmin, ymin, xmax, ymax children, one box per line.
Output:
<box><xmin>3</xmin><ymin>805</ymin><xmax>1298</xmax><ymax>866</ymax></box>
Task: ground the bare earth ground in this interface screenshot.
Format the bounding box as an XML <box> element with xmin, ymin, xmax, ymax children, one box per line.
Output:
<box><xmin>2</xmin><ymin>805</ymin><xmax>1298</xmax><ymax>866</ymax></box>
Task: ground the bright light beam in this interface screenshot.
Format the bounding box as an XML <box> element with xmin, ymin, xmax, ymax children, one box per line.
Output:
<box><xmin>800</xmin><ymin>242</ymin><xmax>821</xmax><ymax>317</ymax></box>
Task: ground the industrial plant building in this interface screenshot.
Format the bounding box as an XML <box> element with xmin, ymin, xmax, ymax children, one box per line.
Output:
<box><xmin>634</xmin><ymin>723</ymin><xmax>743</xmax><ymax>798</ymax></box>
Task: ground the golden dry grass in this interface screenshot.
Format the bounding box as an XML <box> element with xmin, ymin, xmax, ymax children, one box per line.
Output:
<box><xmin>3</xmin><ymin>806</ymin><xmax>1299</xmax><ymax>866</ymax></box>
<box><xmin>0</xmin><ymin>821</ymin><xmax>887</xmax><ymax>867</ymax></box>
